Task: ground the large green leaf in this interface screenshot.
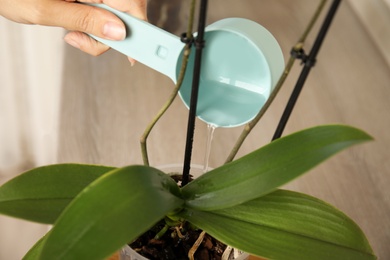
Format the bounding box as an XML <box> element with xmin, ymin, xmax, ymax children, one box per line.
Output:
<box><xmin>0</xmin><ymin>164</ymin><xmax>115</xmax><ymax>223</ymax></box>
<box><xmin>182</xmin><ymin>125</ymin><xmax>372</xmax><ymax>210</ymax></box>
<box><xmin>179</xmin><ymin>189</ymin><xmax>376</xmax><ymax>260</ymax></box>
<box><xmin>37</xmin><ymin>165</ymin><xmax>183</xmax><ymax>260</ymax></box>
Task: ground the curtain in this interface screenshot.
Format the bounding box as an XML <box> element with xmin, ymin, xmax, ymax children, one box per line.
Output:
<box><xmin>0</xmin><ymin>17</ymin><xmax>64</xmax><ymax>175</ymax></box>
<box><xmin>0</xmin><ymin>17</ymin><xmax>66</xmax><ymax>260</ymax></box>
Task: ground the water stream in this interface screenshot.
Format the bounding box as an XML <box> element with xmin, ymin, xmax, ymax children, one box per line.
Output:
<box><xmin>203</xmin><ymin>124</ymin><xmax>216</xmax><ymax>173</ymax></box>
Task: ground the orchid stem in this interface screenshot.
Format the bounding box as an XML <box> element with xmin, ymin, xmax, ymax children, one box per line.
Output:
<box><xmin>140</xmin><ymin>0</ymin><xmax>197</xmax><ymax>166</ymax></box>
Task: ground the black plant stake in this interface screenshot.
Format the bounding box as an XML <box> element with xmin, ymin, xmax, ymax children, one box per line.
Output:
<box><xmin>272</xmin><ymin>0</ymin><xmax>342</xmax><ymax>140</ymax></box>
<box><xmin>182</xmin><ymin>0</ymin><xmax>209</xmax><ymax>186</ymax></box>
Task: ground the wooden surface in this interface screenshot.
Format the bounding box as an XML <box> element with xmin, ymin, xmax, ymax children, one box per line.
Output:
<box><xmin>1</xmin><ymin>1</ymin><xmax>389</xmax><ymax>259</ymax></box>
<box><xmin>347</xmin><ymin>0</ymin><xmax>390</xmax><ymax>67</ymax></box>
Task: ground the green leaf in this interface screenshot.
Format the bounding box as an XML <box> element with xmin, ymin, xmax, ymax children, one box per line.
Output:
<box><xmin>0</xmin><ymin>164</ymin><xmax>115</xmax><ymax>223</ymax></box>
<box><xmin>38</xmin><ymin>165</ymin><xmax>183</xmax><ymax>260</ymax></box>
<box><xmin>179</xmin><ymin>189</ymin><xmax>376</xmax><ymax>260</ymax></box>
<box><xmin>182</xmin><ymin>125</ymin><xmax>372</xmax><ymax>210</ymax></box>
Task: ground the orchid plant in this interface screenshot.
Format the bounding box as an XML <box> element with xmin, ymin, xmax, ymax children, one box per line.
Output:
<box><xmin>0</xmin><ymin>125</ymin><xmax>376</xmax><ymax>259</ymax></box>
<box><xmin>0</xmin><ymin>0</ymin><xmax>377</xmax><ymax>259</ymax></box>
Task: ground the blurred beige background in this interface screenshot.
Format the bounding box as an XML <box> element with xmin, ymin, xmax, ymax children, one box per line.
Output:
<box><xmin>1</xmin><ymin>0</ymin><xmax>389</xmax><ymax>259</ymax></box>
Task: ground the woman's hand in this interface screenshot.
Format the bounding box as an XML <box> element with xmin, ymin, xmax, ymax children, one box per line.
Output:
<box><xmin>0</xmin><ymin>0</ymin><xmax>147</xmax><ymax>59</ymax></box>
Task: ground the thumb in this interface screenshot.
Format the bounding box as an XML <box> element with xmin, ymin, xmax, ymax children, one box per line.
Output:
<box><xmin>40</xmin><ymin>1</ymin><xmax>126</xmax><ymax>41</ymax></box>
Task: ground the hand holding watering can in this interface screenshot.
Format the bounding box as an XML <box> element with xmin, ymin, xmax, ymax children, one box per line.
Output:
<box><xmin>86</xmin><ymin>4</ymin><xmax>284</xmax><ymax>128</ymax></box>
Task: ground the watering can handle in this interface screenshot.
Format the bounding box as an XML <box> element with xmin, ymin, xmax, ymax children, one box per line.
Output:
<box><xmin>84</xmin><ymin>3</ymin><xmax>185</xmax><ymax>82</ymax></box>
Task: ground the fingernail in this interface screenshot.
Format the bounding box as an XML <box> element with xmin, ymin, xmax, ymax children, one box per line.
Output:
<box><xmin>64</xmin><ymin>35</ymin><xmax>80</xmax><ymax>49</ymax></box>
<box><xmin>103</xmin><ymin>22</ymin><xmax>126</xmax><ymax>40</ymax></box>
<box><xmin>128</xmin><ymin>57</ymin><xmax>136</xmax><ymax>67</ymax></box>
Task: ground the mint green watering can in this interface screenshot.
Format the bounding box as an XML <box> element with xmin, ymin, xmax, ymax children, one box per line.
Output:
<box><xmin>87</xmin><ymin>4</ymin><xmax>284</xmax><ymax>127</ymax></box>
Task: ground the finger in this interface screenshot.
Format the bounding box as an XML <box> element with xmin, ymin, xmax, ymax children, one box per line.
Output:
<box><xmin>127</xmin><ymin>57</ymin><xmax>136</xmax><ymax>66</ymax></box>
<box><xmin>64</xmin><ymin>31</ymin><xmax>110</xmax><ymax>56</ymax></box>
<box><xmin>65</xmin><ymin>31</ymin><xmax>139</xmax><ymax>64</ymax></box>
<box><xmin>36</xmin><ymin>1</ymin><xmax>126</xmax><ymax>41</ymax></box>
<box><xmin>80</xmin><ymin>0</ymin><xmax>147</xmax><ymax>64</ymax></box>
<box><xmin>61</xmin><ymin>0</ymin><xmax>147</xmax><ymax>64</ymax></box>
